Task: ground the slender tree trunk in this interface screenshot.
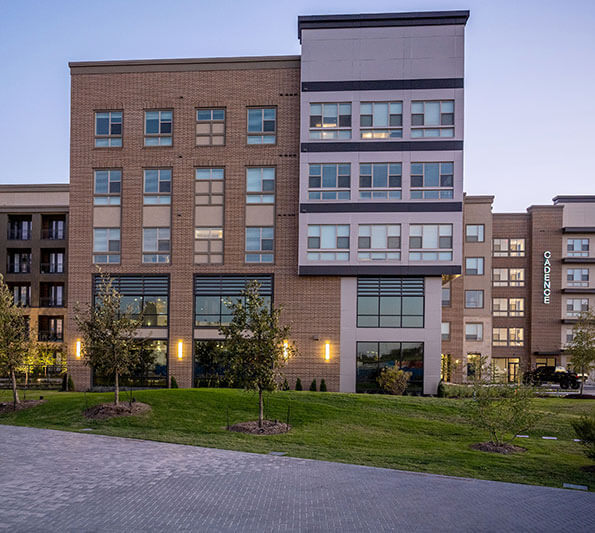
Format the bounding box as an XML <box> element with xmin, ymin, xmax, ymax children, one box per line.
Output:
<box><xmin>10</xmin><ymin>369</ymin><xmax>20</xmax><ymax>407</ymax></box>
<box><xmin>25</xmin><ymin>367</ymin><xmax>29</xmax><ymax>387</ymax></box>
<box><xmin>258</xmin><ymin>388</ymin><xmax>263</xmax><ymax>428</ymax></box>
<box><xmin>114</xmin><ymin>372</ymin><xmax>119</xmax><ymax>405</ymax></box>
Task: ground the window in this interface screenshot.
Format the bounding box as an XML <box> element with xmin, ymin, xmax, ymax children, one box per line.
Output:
<box><xmin>465</xmin><ymin>257</ymin><xmax>484</xmax><ymax>275</ymax></box>
<box><xmin>492</xmin><ymin>298</ymin><xmax>508</xmax><ymax>317</ymax></box>
<box><xmin>143</xmin><ymin>228</ymin><xmax>170</xmax><ymax>263</ymax></box>
<box><xmin>246</xmin><ymin>167</ymin><xmax>275</xmax><ymax>203</ymax></box>
<box><xmin>93</xmin><ymin>228</ymin><xmax>120</xmax><ymax>264</ymax></box>
<box><xmin>196</xmin><ymin>108</ymin><xmax>225</xmax><ymax>146</ymax></box>
<box><xmin>510</xmin><ymin>239</ymin><xmax>525</xmax><ymax>257</ymax></box>
<box><xmin>359</xmin><ymin>163</ymin><xmax>401</xmax><ymax>199</ymax></box>
<box><xmin>144</xmin><ymin>110</ymin><xmax>172</xmax><ymax>146</ymax></box>
<box><xmin>9</xmin><ymin>284</ymin><xmax>30</xmax><ymax>306</ymax></box>
<box><xmin>308</xmin><ymin>164</ymin><xmax>350</xmax><ymax>200</ymax></box>
<box><xmin>567</xmin><ymin>298</ymin><xmax>589</xmax><ymax>317</ymax></box>
<box><xmin>493</xmin><ymin>328</ymin><xmax>524</xmax><ymax>347</ymax></box>
<box><xmin>307</xmin><ymin>225</ymin><xmax>349</xmax><ymax>261</ymax></box>
<box><xmin>357</xmin><ymin>277</ymin><xmax>424</xmax><ymax>328</ymax></box>
<box><xmin>567</xmin><ymin>268</ymin><xmax>589</xmax><ymax>287</ymax></box>
<box><xmin>465</xmin><ymin>224</ymin><xmax>484</xmax><ymax>243</ymax></box>
<box><xmin>441</xmin><ymin>322</ymin><xmax>450</xmax><ymax>341</ymax></box>
<box><xmin>465</xmin><ymin>323</ymin><xmax>483</xmax><ymax>341</ymax></box>
<box><xmin>42</xmin><ymin>215</ymin><xmax>66</xmax><ymax>240</ymax></box>
<box><xmin>194</xmin><ymin>275</ymin><xmax>272</xmax><ymax>327</ymax></box>
<box><xmin>40</xmin><ymin>283</ymin><xmax>64</xmax><ymax>307</ymax></box>
<box><xmin>246</xmin><ymin>227</ymin><xmax>274</xmax><ymax>263</ymax></box>
<box><xmin>95</xmin><ymin>111</ymin><xmax>122</xmax><ymax>147</ymax></box>
<box><xmin>360</xmin><ymin>102</ymin><xmax>402</xmax><ymax>139</ymax></box>
<box><xmin>493</xmin><ymin>238</ymin><xmax>509</xmax><ymax>257</ymax></box>
<box><xmin>40</xmin><ymin>250</ymin><xmax>64</xmax><ymax>274</ymax></box>
<box><xmin>411</xmin><ymin>101</ymin><xmax>454</xmax><ymax>137</ymax></box>
<box><xmin>144</xmin><ymin>169</ymin><xmax>171</xmax><ymax>204</ymax></box>
<box><xmin>38</xmin><ymin>316</ymin><xmax>63</xmax><ymax>342</ymax></box>
<box><xmin>509</xmin><ymin>328</ymin><xmax>524</xmax><ymax>346</ymax></box>
<box><xmin>309</xmin><ymin>103</ymin><xmax>351</xmax><ymax>139</ymax></box>
<box><xmin>358</xmin><ymin>225</ymin><xmax>401</xmax><ymax>261</ymax></box>
<box><xmin>442</xmin><ymin>285</ymin><xmax>451</xmax><ymax>307</ymax></box>
<box><xmin>493</xmin><ymin>328</ymin><xmax>508</xmax><ymax>346</ymax></box>
<box><xmin>465</xmin><ymin>290</ymin><xmax>484</xmax><ymax>308</ymax></box>
<box><xmin>7</xmin><ymin>216</ymin><xmax>32</xmax><ymax>240</ymax></box>
<box><xmin>7</xmin><ymin>250</ymin><xmax>31</xmax><ymax>273</ymax></box>
<box><xmin>94</xmin><ymin>169</ymin><xmax>121</xmax><ymax>205</ymax></box>
<box><xmin>509</xmin><ymin>298</ymin><xmax>524</xmax><ymax>317</ymax></box>
<box><xmin>195</xmin><ymin>168</ymin><xmax>224</xmax><ymax>205</ymax></box>
<box><xmin>195</xmin><ymin>228</ymin><xmax>223</xmax><ymax>264</ymax></box>
<box><xmin>566</xmin><ymin>329</ymin><xmax>575</xmax><ymax>344</ymax></box>
<box><xmin>510</xmin><ymin>268</ymin><xmax>525</xmax><ymax>287</ymax></box>
<box><xmin>410</xmin><ymin>162</ymin><xmax>454</xmax><ymax>199</ymax></box>
<box><xmin>536</xmin><ymin>357</ymin><xmax>557</xmax><ymax>368</ymax></box>
<box><xmin>247</xmin><ymin>108</ymin><xmax>276</xmax><ymax>144</ymax></box>
<box><xmin>409</xmin><ymin>224</ymin><xmax>453</xmax><ymax>260</ymax></box>
<box><xmin>493</xmin><ymin>268</ymin><xmax>525</xmax><ymax>287</ymax></box>
<box><xmin>567</xmin><ymin>238</ymin><xmax>589</xmax><ymax>257</ymax></box>
<box><xmin>494</xmin><ymin>238</ymin><xmax>525</xmax><ymax>257</ymax></box>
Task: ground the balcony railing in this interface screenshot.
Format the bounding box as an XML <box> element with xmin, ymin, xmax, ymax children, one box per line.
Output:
<box><xmin>38</xmin><ymin>331</ymin><xmax>64</xmax><ymax>342</ymax></box>
<box><xmin>7</xmin><ymin>229</ymin><xmax>32</xmax><ymax>240</ymax></box>
<box><xmin>39</xmin><ymin>297</ymin><xmax>64</xmax><ymax>308</ymax></box>
<box><xmin>40</xmin><ymin>263</ymin><xmax>64</xmax><ymax>274</ymax></box>
<box><xmin>41</xmin><ymin>229</ymin><xmax>65</xmax><ymax>240</ymax></box>
<box><xmin>7</xmin><ymin>263</ymin><xmax>31</xmax><ymax>274</ymax></box>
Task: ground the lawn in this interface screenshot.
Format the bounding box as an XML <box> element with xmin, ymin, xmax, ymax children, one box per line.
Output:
<box><xmin>1</xmin><ymin>388</ymin><xmax>593</xmax><ymax>490</ymax></box>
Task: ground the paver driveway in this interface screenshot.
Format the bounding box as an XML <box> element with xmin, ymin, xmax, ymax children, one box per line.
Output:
<box><xmin>0</xmin><ymin>425</ymin><xmax>593</xmax><ymax>532</ymax></box>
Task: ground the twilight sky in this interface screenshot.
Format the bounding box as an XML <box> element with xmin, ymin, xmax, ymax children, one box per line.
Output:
<box><xmin>1</xmin><ymin>0</ymin><xmax>593</xmax><ymax>212</ymax></box>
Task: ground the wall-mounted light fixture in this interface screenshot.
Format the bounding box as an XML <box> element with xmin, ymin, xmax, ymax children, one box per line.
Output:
<box><xmin>177</xmin><ymin>340</ymin><xmax>183</xmax><ymax>359</ymax></box>
<box><xmin>75</xmin><ymin>339</ymin><xmax>82</xmax><ymax>358</ymax></box>
<box><xmin>324</xmin><ymin>341</ymin><xmax>330</xmax><ymax>361</ymax></box>
<box><xmin>283</xmin><ymin>340</ymin><xmax>289</xmax><ymax>360</ymax></box>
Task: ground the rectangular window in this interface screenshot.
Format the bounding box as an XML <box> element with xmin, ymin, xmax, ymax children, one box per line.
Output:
<box><xmin>493</xmin><ymin>238</ymin><xmax>509</xmax><ymax>257</ymax></box>
<box><xmin>41</xmin><ymin>215</ymin><xmax>66</xmax><ymax>240</ymax></box>
<box><xmin>409</xmin><ymin>224</ymin><xmax>453</xmax><ymax>261</ymax></box>
<box><xmin>40</xmin><ymin>282</ymin><xmax>64</xmax><ymax>307</ymax></box>
<box><xmin>144</xmin><ymin>110</ymin><xmax>172</xmax><ymax>146</ymax></box>
<box><xmin>195</xmin><ymin>168</ymin><xmax>224</xmax><ymax>205</ymax></box>
<box><xmin>308</xmin><ymin>164</ymin><xmax>350</xmax><ymax>200</ymax></box>
<box><xmin>194</xmin><ymin>228</ymin><xmax>223</xmax><ymax>265</ymax></box>
<box><xmin>7</xmin><ymin>250</ymin><xmax>31</xmax><ymax>273</ymax></box>
<box><xmin>465</xmin><ymin>323</ymin><xmax>483</xmax><ymax>341</ymax></box>
<box><xmin>144</xmin><ymin>169</ymin><xmax>171</xmax><ymax>204</ymax></box>
<box><xmin>441</xmin><ymin>322</ymin><xmax>450</xmax><ymax>341</ymax></box>
<box><xmin>93</xmin><ymin>228</ymin><xmax>120</xmax><ymax>264</ymax></box>
<box><xmin>465</xmin><ymin>290</ymin><xmax>484</xmax><ymax>308</ymax></box>
<box><xmin>245</xmin><ymin>227</ymin><xmax>274</xmax><ymax>263</ymax></box>
<box><xmin>411</xmin><ymin>100</ymin><xmax>454</xmax><ymax>137</ymax></box>
<box><xmin>356</xmin><ymin>277</ymin><xmax>424</xmax><ymax>328</ymax></box>
<box><xmin>9</xmin><ymin>284</ymin><xmax>31</xmax><ymax>307</ymax></box>
<box><xmin>566</xmin><ymin>329</ymin><xmax>574</xmax><ymax>344</ymax></box>
<box><xmin>7</xmin><ymin>216</ymin><xmax>32</xmax><ymax>240</ymax></box>
<box><xmin>465</xmin><ymin>224</ymin><xmax>485</xmax><ymax>243</ymax></box>
<box><xmin>359</xmin><ymin>163</ymin><xmax>402</xmax><ymax>200</ymax></box>
<box><xmin>196</xmin><ymin>108</ymin><xmax>225</xmax><ymax>146</ymax></box>
<box><xmin>307</xmin><ymin>225</ymin><xmax>350</xmax><ymax>261</ymax></box>
<box><xmin>246</xmin><ymin>167</ymin><xmax>275</xmax><ymax>203</ymax></box>
<box><xmin>510</xmin><ymin>268</ymin><xmax>525</xmax><ymax>287</ymax></box>
<box><xmin>360</xmin><ymin>102</ymin><xmax>402</xmax><ymax>139</ymax></box>
<box><xmin>441</xmin><ymin>285</ymin><xmax>451</xmax><ymax>307</ymax></box>
<box><xmin>509</xmin><ymin>328</ymin><xmax>524</xmax><ymax>346</ymax></box>
<box><xmin>38</xmin><ymin>316</ymin><xmax>63</xmax><ymax>342</ymax></box>
<box><xmin>358</xmin><ymin>225</ymin><xmax>401</xmax><ymax>261</ymax></box>
<box><xmin>410</xmin><ymin>162</ymin><xmax>454</xmax><ymax>199</ymax></box>
<box><xmin>509</xmin><ymin>298</ymin><xmax>525</xmax><ymax>317</ymax></box>
<box><xmin>309</xmin><ymin>103</ymin><xmax>352</xmax><ymax>139</ymax></box>
<box><xmin>567</xmin><ymin>298</ymin><xmax>589</xmax><ymax>317</ymax></box>
<box><xmin>465</xmin><ymin>257</ymin><xmax>484</xmax><ymax>275</ymax></box>
<box><xmin>94</xmin><ymin>169</ymin><xmax>121</xmax><ymax>205</ymax></box>
<box><xmin>493</xmin><ymin>328</ymin><xmax>508</xmax><ymax>347</ymax></box>
<box><xmin>567</xmin><ymin>238</ymin><xmax>589</xmax><ymax>257</ymax></box>
<box><xmin>143</xmin><ymin>228</ymin><xmax>170</xmax><ymax>263</ymax></box>
<box><xmin>247</xmin><ymin>107</ymin><xmax>276</xmax><ymax>144</ymax></box>
<box><xmin>492</xmin><ymin>298</ymin><xmax>508</xmax><ymax>317</ymax></box>
<box><xmin>40</xmin><ymin>250</ymin><xmax>64</xmax><ymax>274</ymax></box>
<box><xmin>95</xmin><ymin>111</ymin><xmax>122</xmax><ymax>147</ymax></box>
<box><xmin>510</xmin><ymin>238</ymin><xmax>525</xmax><ymax>257</ymax></box>
<box><xmin>567</xmin><ymin>268</ymin><xmax>589</xmax><ymax>287</ymax></box>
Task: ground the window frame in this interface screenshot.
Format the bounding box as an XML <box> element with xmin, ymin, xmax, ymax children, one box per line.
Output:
<box><xmin>143</xmin><ymin>168</ymin><xmax>172</xmax><ymax>205</ymax></box>
<box><xmin>465</xmin><ymin>224</ymin><xmax>485</xmax><ymax>243</ymax></box>
<box><xmin>142</xmin><ymin>227</ymin><xmax>171</xmax><ymax>264</ymax></box>
<box><xmin>410</xmin><ymin>162</ymin><xmax>454</xmax><ymax>200</ymax></box>
<box><xmin>308</xmin><ymin>163</ymin><xmax>351</xmax><ymax>201</ymax></box>
<box><xmin>246</xmin><ymin>167</ymin><xmax>276</xmax><ymax>204</ymax></box>
<box><xmin>411</xmin><ymin>100</ymin><xmax>454</xmax><ymax>138</ymax></box>
<box><xmin>93</xmin><ymin>169</ymin><xmax>122</xmax><ymax>206</ymax></box>
<box><xmin>359</xmin><ymin>101</ymin><xmax>403</xmax><ymax>139</ymax></box>
<box><xmin>465</xmin><ymin>289</ymin><xmax>484</xmax><ymax>309</ymax></box>
<box><xmin>409</xmin><ymin>224</ymin><xmax>453</xmax><ymax>261</ymax></box>
<box><xmin>144</xmin><ymin>110</ymin><xmax>173</xmax><ymax>146</ymax></box>
<box><xmin>309</xmin><ymin>102</ymin><xmax>352</xmax><ymax>140</ymax></box>
<box><xmin>307</xmin><ymin>224</ymin><xmax>350</xmax><ymax>261</ymax></box>
<box><xmin>245</xmin><ymin>227</ymin><xmax>274</xmax><ymax>263</ymax></box>
<box><xmin>357</xmin><ymin>224</ymin><xmax>401</xmax><ymax>261</ymax></box>
<box><xmin>465</xmin><ymin>257</ymin><xmax>485</xmax><ymax>276</ymax></box>
<box><xmin>94</xmin><ymin>110</ymin><xmax>122</xmax><ymax>148</ymax></box>
<box><xmin>93</xmin><ymin>228</ymin><xmax>120</xmax><ymax>264</ymax></box>
<box><xmin>358</xmin><ymin>163</ymin><xmax>402</xmax><ymax>200</ymax></box>
<box><xmin>196</xmin><ymin>108</ymin><xmax>226</xmax><ymax>146</ymax></box>
<box><xmin>246</xmin><ymin>107</ymin><xmax>277</xmax><ymax>145</ymax></box>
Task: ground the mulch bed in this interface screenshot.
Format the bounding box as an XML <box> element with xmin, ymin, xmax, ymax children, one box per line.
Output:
<box><xmin>228</xmin><ymin>420</ymin><xmax>291</xmax><ymax>435</ymax></box>
<box><xmin>470</xmin><ymin>442</ymin><xmax>526</xmax><ymax>455</ymax></box>
<box><xmin>564</xmin><ymin>394</ymin><xmax>595</xmax><ymax>400</ymax></box>
<box><xmin>0</xmin><ymin>399</ymin><xmax>46</xmax><ymax>415</ymax></box>
<box><xmin>84</xmin><ymin>402</ymin><xmax>151</xmax><ymax>420</ymax></box>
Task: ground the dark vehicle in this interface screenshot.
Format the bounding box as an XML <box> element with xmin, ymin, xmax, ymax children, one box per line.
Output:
<box><xmin>523</xmin><ymin>366</ymin><xmax>580</xmax><ymax>389</ymax></box>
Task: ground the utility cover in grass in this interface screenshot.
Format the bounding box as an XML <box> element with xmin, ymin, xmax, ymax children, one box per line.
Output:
<box><xmin>84</xmin><ymin>402</ymin><xmax>151</xmax><ymax>420</ymax></box>
<box><xmin>228</xmin><ymin>420</ymin><xmax>290</xmax><ymax>435</ymax></box>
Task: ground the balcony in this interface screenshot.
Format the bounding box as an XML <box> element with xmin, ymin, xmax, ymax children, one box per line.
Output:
<box><xmin>7</xmin><ymin>217</ymin><xmax>32</xmax><ymax>240</ymax></box>
<box><xmin>7</xmin><ymin>251</ymin><xmax>32</xmax><ymax>274</ymax></box>
<box><xmin>40</xmin><ymin>263</ymin><xmax>64</xmax><ymax>274</ymax></box>
<box><xmin>39</xmin><ymin>297</ymin><xmax>64</xmax><ymax>308</ymax></box>
<box><xmin>38</xmin><ymin>331</ymin><xmax>64</xmax><ymax>342</ymax></box>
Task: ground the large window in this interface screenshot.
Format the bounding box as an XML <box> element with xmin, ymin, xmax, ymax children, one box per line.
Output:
<box><xmin>465</xmin><ymin>323</ymin><xmax>483</xmax><ymax>341</ymax></box>
<box><xmin>247</xmin><ymin>108</ymin><xmax>276</xmax><ymax>144</ymax></box>
<box><xmin>144</xmin><ymin>169</ymin><xmax>171</xmax><ymax>204</ymax></box>
<box><xmin>567</xmin><ymin>298</ymin><xmax>589</xmax><ymax>317</ymax></box>
<box><xmin>144</xmin><ymin>110</ymin><xmax>172</xmax><ymax>146</ymax></box>
<box><xmin>93</xmin><ymin>228</ymin><xmax>120</xmax><ymax>264</ymax></box>
<box><xmin>357</xmin><ymin>277</ymin><xmax>424</xmax><ymax>328</ymax></box>
<box><xmin>95</xmin><ymin>111</ymin><xmax>122</xmax><ymax>147</ymax></box>
<box><xmin>246</xmin><ymin>167</ymin><xmax>275</xmax><ymax>203</ymax></box>
<box><xmin>493</xmin><ymin>267</ymin><xmax>525</xmax><ymax>287</ymax></box>
<box><xmin>360</xmin><ymin>102</ymin><xmax>402</xmax><ymax>139</ymax></box>
<box><xmin>195</xmin><ymin>228</ymin><xmax>223</xmax><ymax>265</ymax></box>
<box><xmin>143</xmin><ymin>228</ymin><xmax>170</xmax><ymax>264</ymax></box>
<box><xmin>465</xmin><ymin>290</ymin><xmax>484</xmax><ymax>309</ymax></box>
<box><xmin>410</xmin><ymin>162</ymin><xmax>454</xmax><ymax>199</ymax></box>
<box><xmin>441</xmin><ymin>285</ymin><xmax>451</xmax><ymax>307</ymax></box>
<box><xmin>195</xmin><ymin>168</ymin><xmax>224</xmax><ymax>205</ymax></box>
<box><xmin>567</xmin><ymin>238</ymin><xmax>589</xmax><ymax>257</ymax></box>
<box><xmin>7</xmin><ymin>216</ymin><xmax>32</xmax><ymax>240</ymax></box>
<box><xmin>94</xmin><ymin>169</ymin><xmax>121</xmax><ymax>205</ymax></box>
<box><xmin>411</xmin><ymin>101</ymin><xmax>454</xmax><ymax>137</ymax></box>
<box><xmin>245</xmin><ymin>227</ymin><xmax>274</xmax><ymax>263</ymax></box>
<box><xmin>9</xmin><ymin>284</ymin><xmax>30</xmax><ymax>307</ymax></box>
<box><xmin>441</xmin><ymin>322</ymin><xmax>450</xmax><ymax>341</ymax></box>
<box><xmin>493</xmin><ymin>327</ymin><xmax>524</xmax><ymax>347</ymax></box>
<box><xmin>194</xmin><ymin>275</ymin><xmax>272</xmax><ymax>327</ymax></box>
<box><xmin>40</xmin><ymin>283</ymin><xmax>64</xmax><ymax>307</ymax></box>
<box><xmin>493</xmin><ymin>238</ymin><xmax>525</xmax><ymax>257</ymax></box>
<box><xmin>40</xmin><ymin>250</ymin><xmax>64</xmax><ymax>274</ymax></box>
<box><xmin>409</xmin><ymin>224</ymin><xmax>453</xmax><ymax>261</ymax></box>
<box><xmin>309</xmin><ymin>103</ymin><xmax>352</xmax><ymax>139</ymax></box>
<box><xmin>308</xmin><ymin>164</ymin><xmax>350</xmax><ymax>200</ymax></box>
<box><xmin>567</xmin><ymin>268</ymin><xmax>589</xmax><ymax>287</ymax></box>
<box><xmin>7</xmin><ymin>250</ymin><xmax>31</xmax><ymax>273</ymax></box>
<box><xmin>359</xmin><ymin>163</ymin><xmax>401</xmax><ymax>199</ymax></box>
<box><xmin>356</xmin><ymin>342</ymin><xmax>423</xmax><ymax>393</ymax></box>
<box><xmin>196</xmin><ymin>108</ymin><xmax>225</xmax><ymax>146</ymax></box>
<box><xmin>465</xmin><ymin>224</ymin><xmax>484</xmax><ymax>243</ymax></box>
<box><xmin>358</xmin><ymin>225</ymin><xmax>400</xmax><ymax>261</ymax></box>
<box><xmin>307</xmin><ymin>225</ymin><xmax>349</xmax><ymax>261</ymax></box>
<box><xmin>38</xmin><ymin>316</ymin><xmax>63</xmax><ymax>342</ymax></box>
<box><xmin>465</xmin><ymin>257</ymin><xmax>484</xmax><ymax>275</ymax></box>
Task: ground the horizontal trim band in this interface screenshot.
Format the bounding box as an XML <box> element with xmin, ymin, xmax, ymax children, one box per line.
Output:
<box><xmin>300</xmin><ymin>201</ymin><xmax>462</xmax><ymax>213</ymax></box>
<box><xmin>533</xmin><ymin>351</ymin><xmax>562</xmax><ymax>356</ymax></box>
<box><xmin>298</xmin><ymin>265</ymin><xmax>461</xmax><ymax>276</ymax></box>
<box><xmin>302</xmin><ymin>78</ymin><xmax>463</xmax><ymax>92</ymax></box>
<box><xmin>561</xmin><ymin>288</ymin><xmax>595</xmax><ymax>294</ymax></box>
<box><xmin>562</xmin><ymin>257</ymin><xmax>595</xmax><ymax>264</ymax></box>
<box><xmin>301</xmin><ymin>140</ymin><xmax>463</xmax><ymax>152</ymax></box>
<box><xmin>563</xmin><ymin>227</ymin><xmax>595</xmax><ymax>234</ymax></box>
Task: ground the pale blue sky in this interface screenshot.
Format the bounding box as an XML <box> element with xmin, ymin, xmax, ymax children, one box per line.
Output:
<box><xmin>1</xmin><ymin>0</ymin><xmax>594</xmax><ymax>211</ymax></box>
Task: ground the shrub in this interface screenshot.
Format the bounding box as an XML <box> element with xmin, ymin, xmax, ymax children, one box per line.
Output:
<box><xmin>170</xmin><ymin>376</ymin><xmax>179</xmax><ymax>389</ymax></box>
<box><xmin>319</xmin><ymin>379</ymin><xmax>327</xmax><ymax>392</ymax></box>
<box><xmin>282</xmin><ymin>378</ymin><xmax>290</xmax><ymax>391</ymax></box>
<box><xmin>61</xmin><ymin>374</ymin><xmax>75</xmax><ymax>392</ymax></box>
<box><xmin>439</xmin><ymin>383</ymin><xmax>474</xmax><ymax>398</ymax></box>
<box><xmin>67</xmin><ymin>375</ymin><xmax>75</xmax><ymax>392</ymax></box>
<box><xmin>309</xmin><ymin>379</ymin><xmax>317</xmax><ymax>392</ymax></box>
<box><xmin>377</xmin><ymin>367</ymin><xmax>411</xmax><ymax>395</ymax></box>
<box><xmin>295</xmin><ymin>378</ymin><xmax>302</xmax><ymax>391</ymax></box>
<box><xmin>571</xmin><ymin>415</ymin><xmax>595</xmax><ymax>460</ymax></box>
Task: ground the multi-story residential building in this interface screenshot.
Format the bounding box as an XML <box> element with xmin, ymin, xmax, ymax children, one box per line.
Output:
<box><xmin>0</xmin><ymin>184</ymin><xmax>69</xmax><ymax>349</ymax></box>
<box><xmin>66</xmin><ymin>10</ymin><xmax>470</xmax><ymax>393</ymax></box>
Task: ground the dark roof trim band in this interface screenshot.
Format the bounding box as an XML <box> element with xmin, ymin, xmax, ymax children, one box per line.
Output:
<box><xmin>300</xmin><ymin>202</ymin><xmax>462</xmax><ymax>213</ymax></box>
<box><xmin>302</xmin><ymin>78</ymin><xmax>463</xmax><ymax>92</ymax></box>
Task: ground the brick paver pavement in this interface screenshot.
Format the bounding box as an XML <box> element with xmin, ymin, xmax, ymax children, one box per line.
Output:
<box><xmin>0</xmin><ymin>425</ymin><xmax>593</xmax><ymax>532</ymax></box>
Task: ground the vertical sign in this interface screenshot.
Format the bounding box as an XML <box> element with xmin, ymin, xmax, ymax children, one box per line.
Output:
<box><xmin>543</xmin><ymin>251</ymin><xmax>551</xmax><ymax>304</ymax></box>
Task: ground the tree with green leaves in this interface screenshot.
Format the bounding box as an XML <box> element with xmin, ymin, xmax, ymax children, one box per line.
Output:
<box><xmin>567</xmin><ymin>309</ymin><xmax>595</xmax><ymax>396</ymax></box>
<box><xmin>74</xmin><ymin>272</ymin><xmax>143</xmax><ymax>405</ymax></box>
<box><xmin>0</xmin><ymin>274</ymin><xmax>31</xmax><ymax>406</ymax></box>
<box><xmin>219</xmin><ymin>280</ymin><xmax>296</xmax><ymax>428</ymax></box>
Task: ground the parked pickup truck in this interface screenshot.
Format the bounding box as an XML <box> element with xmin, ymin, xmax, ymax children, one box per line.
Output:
<box><xmin>522</xmin><ymin>366</ymin><xmax>580</xmax><ymax>389</ymax></box>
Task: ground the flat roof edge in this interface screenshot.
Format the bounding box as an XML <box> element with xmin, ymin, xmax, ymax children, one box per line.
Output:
<box><xmin>0</xmin><ymin>183</ymin><xmax>69</xmax><ymax>193</ymax></box>
<box><xmin>553</xmin><ymin>195</ymin><xmax>595</xmax><ymax>204</ymax></box>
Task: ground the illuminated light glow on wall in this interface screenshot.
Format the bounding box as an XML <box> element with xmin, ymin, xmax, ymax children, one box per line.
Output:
<box><xmin>177</xmin><ymin>340</ymin><xmax>183</xmax><ymax>359</ymax></box>
<box><xmin>75</xmin><ymin>339</ymin><xmax>81</xmax><ymax>358</ymax></box>
<box><xmin>283</xmin><ymin>340</ymin><xmax>289</xmax><ymax>359</ymax></box>
<box><xmin>325</xmin><ymin>341</ymin><xmax>330</xmax><ymax>361</ymax></box>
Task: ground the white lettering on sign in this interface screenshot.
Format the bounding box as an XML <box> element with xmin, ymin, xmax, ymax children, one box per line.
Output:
<box><xmin>543</xmin><ymin>251</ymin><xmax>551</xmax><ymax>304</ymax></box>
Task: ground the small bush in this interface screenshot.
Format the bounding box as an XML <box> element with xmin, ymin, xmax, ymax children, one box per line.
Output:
<box><xmin>170</xmin><ymin>376</ymin><xmax>179</xmax><ymax>389</ymax></box>
<box><xmin>309</xmin><ymin>379</ymin><xmax>317</xmax><ymax>392</ymax></box>
<box><xmin>282</xmin><ymin>378</ymin><xmax>290</xmax><ymax>391</ymax></box>
<box><xmin>377</xmin><ymin>367</ymin><xmax>411</xmax><ymax>395</ymax></box>
<box><xmin>572</xmin><ymin>416</ymin><xmax>595</xmax><ymax>460</ymax></box>
<box><xmin>295</xmin><ymin>378</ymin><xmax>302</xmax><ymax>391</ymax></box>
<box><xmin>440</xmin><ymin>383</ymin><xmax>474</xmax><ymax>398</ymax></box>
<box><xmin>67</xmin><ymin>375</ymin><xmax>75</xmax><ymax>392</ymax></box>
<box><xmin>319</xmin><ymin>379</ymin><xmax>327</xmax><ymax>392</ymax></box>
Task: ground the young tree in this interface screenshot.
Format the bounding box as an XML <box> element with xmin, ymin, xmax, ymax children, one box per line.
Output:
<box><xmin>567</xmin><ymin>309</ymin><xmax>595</xmax><ymax>396</ymax></box>
<box><xmin>220</xmin><ymin>281</ymin><xmax>296</xmax><ymax>428</ymax></box>
<box><xmin>74</xmin><ymin>273</ymin><xmax>143</xmax><ymax>405</ymax></box>
<box><xmin>0</xmin><ymin>274</ymin><xmax>31</xmax><ymax>406</ymax></box>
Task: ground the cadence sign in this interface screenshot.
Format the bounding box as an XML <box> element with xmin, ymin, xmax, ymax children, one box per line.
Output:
<box><xmin>543</xmin><ymin>251</ymin><xmax>552</xmax><ymax>304</ymax></box>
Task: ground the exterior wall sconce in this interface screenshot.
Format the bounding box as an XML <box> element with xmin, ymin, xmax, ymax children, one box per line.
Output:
<box><xmin>324</xmin><ymin>341</ymin><xmax>330</xmax><ymax>361</ymax></box>
<box><xmin>75</xmin><ymin>339</ymin><xmax>82</xmax><ymax>358</ymax></box>
<box><xmin>177</xmin><ymin>340</ymin><xmax>183</xmax><ymax>360</ymax></box>
<box><xmin>283</xmin><ymin>340</ymin><xmax>289</xmax><ymax>360</ymax></box>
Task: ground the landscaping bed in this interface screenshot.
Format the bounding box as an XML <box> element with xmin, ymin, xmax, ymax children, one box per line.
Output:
<box><xmin>0</xmin><ymin>399</ymin><xmax>46</xmax><ymax>415</ymax></box>
<box><xmin>84</xmin><ymin>402</ymin><xmax>151</xmax><ymax>420</ymax></box>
